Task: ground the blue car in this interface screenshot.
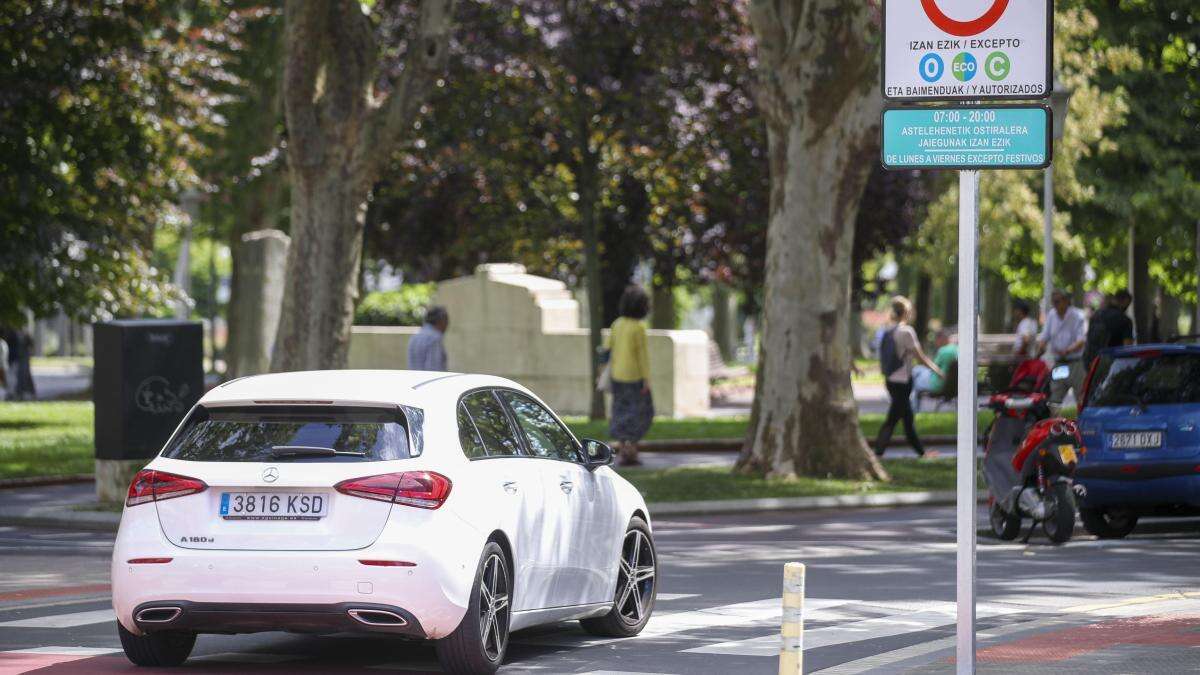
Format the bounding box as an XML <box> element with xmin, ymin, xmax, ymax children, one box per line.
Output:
<box><xmin>1075</xmin><ymin>343</ymin><xmax>1200</xmax><ymax>538</ymax></box>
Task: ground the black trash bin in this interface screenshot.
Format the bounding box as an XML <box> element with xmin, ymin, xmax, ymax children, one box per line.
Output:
<box><xmin>93</xmin><ymin>320</ymin><xmax>204</xmax><ymax>462</ymax></box>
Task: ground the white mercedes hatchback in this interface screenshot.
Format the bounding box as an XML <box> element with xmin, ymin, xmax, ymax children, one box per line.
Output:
<box><xmin>111</xmin><ymin>370</ymin><xmax>656</xmax><ymax>673</ymax></box>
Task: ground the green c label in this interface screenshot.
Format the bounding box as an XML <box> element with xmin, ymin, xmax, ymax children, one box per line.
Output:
<box><xmin>984</xmin><ymin>51</ymin><xmax>1011</xmax><ymax>81</ymax></box>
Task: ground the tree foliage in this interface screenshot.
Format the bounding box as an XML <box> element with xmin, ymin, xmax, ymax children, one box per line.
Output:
<box><xmin>912</xmin><ymin>8</ymin><xmax>1132</xmax><ymax>301</ymax></box>
<box><xmin>0</xmin><ymin>1</ymin><xmax>231</xmax><ymax>326</ymax></box>
<box><xmin>364</xmin><ymin>0</ymin><xmax>768</xmax><ymax>316</ymax></box>
<box><xmin>1078</xmin><ymin>0</ymin><xmax>1200</xmax><ymax>302</ymax></box>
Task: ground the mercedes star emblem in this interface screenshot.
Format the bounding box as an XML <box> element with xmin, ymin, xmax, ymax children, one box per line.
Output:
<box><xmin>262</xmin><ymin>466</ymin><xmax>279</xmax><ymax>483</ymax></box>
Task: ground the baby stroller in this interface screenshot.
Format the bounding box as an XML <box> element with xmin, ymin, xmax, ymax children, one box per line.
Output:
<box><xmin>983</xmin><ymin>359</ymin><xmax>1084</xmax><ymax>544</ymax></box>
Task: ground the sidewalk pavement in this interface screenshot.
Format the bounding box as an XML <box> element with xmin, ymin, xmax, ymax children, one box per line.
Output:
<box><xmin>713</xmin><ymin>381</ymin><xmax>896</xmax><ymax>417</ymax></box>
<box><xmin>829</xmin><ymin>592</ymin><xmax>1200</xmax><ymax>674</ymax></box>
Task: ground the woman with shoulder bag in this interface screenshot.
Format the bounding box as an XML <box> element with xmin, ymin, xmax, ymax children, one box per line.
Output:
<box><xmin>605</xmin><ymin>286</ymin><xmax>654</xmax><ymax>466</ymax></box>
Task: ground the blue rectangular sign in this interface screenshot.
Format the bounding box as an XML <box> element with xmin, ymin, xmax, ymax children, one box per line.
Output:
<box><xmin>881</xmin><ymin>105</ymin><xmax>1051</xmax><ymax>170</ymax></box>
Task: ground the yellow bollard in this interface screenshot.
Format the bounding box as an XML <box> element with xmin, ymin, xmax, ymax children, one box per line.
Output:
<box><xmin>779</xmin><ymin>562</ymin><xmax>805</xmax><ymax>674</ymax></box>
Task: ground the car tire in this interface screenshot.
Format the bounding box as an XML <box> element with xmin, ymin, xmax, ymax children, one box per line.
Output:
<box><xmin>989</xmin><ymin>502</ymin><xmax>1021</xmax><ymax>541</ymax></box>
<box><xmin>1080</xmin><ymin>508</ymin><xmax>1138</xmax><ymax>539</ymax></box>
<box><xmin>581</xmin><ymin>517</ymin><xmax>656</xmax><ymax>638</ymax></box>
<box><xmin>116</xmin><ymin>621</ymin><xmax>195</xmax><ymax>667</ymax></box>
<box><xmin>1042</xmin><ymin>482</ymin><xmax>1076</xmax><ymax>544</ymax></box>
<box><xmin>435</xmin><ymin>541</ymin><xmax>511</xmax><ymax>675</ymax></box>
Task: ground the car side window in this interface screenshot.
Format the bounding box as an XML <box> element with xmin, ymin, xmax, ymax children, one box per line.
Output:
<box><xmin>457</xmin><ymin>402</ymin><xmax>487</xmax><ymax>459</ymax></box>
<box><xmin>498</xmin><ymin>390</ymin><xmax>582</xmax><ymax>463</ymax></box>
<box><xmin>460</xmin><ymin>391</ymin><xmax>521</xmax><ymax>457</ymax></box>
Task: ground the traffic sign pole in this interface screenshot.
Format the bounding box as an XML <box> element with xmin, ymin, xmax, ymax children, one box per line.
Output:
<box><xmin>881</xmin><ymin>5</ymin><xmax>1052</xmax><ymax>667</ymax></box>
<box><xmin>956</xmin><ymin>168</ymin><xmax>980</xmax><ymax>674</ymax></box>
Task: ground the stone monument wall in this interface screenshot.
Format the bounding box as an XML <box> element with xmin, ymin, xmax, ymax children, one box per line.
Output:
<box><xmin>349</xmin><ymin>264</ymin><xmax>709</xmax><ymax>417</ymax></box>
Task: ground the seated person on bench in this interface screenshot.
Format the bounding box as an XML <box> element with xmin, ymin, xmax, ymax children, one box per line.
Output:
<box><xmin>912</xmin><ymin>328</ymin><xmax>958</xmax><ymax>411</ymax></box>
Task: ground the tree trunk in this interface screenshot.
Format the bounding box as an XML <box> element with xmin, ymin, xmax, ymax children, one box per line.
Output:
<box><xmin>848</xmin><ymin>302</ymin><xmax>864</xmax><ymax>360</ymax></box>
<box><xmin>980</xmin><ymin>269</ymin><xmax>1008</xmax><ymax>333</ymax></box>
<box><xmin>273</xmin><ymin>0</ymin><xmax>453</xmax><ymax>371</ymax></box>
<box><xmin>713</xmin><ymin>283</ymin><xmax>736</xmax><ymax>361</ymax></box>
<box><xmin>273</xmin><ymin>171</ymin><xmax>368</xmax><ymax>370</ymax></box>
<box><xmin>1131</xmin><ymin>237</ymin><xmax>1153</xmax><ymax>342</ymax></box>
<box><xmin>226</xmin><ymin>161</ymin><xmax>284</xmax><ymax>378</ymax></box>
<box><xmin>913</xmin><ymin>272</ymin><xmax>932</xmax><ymax>345</ymax></box>
<box><xmin>1194</xmin><ymin>219</ymin><xmax>1199</xmax><ymax>333</ymax></box>
<box><xmin>651</xmin><ymin>282</ymin><xmax>675</xmax><ymax>330</ymax></box>
<box><xmin>736</xmin><ymin>0</ymin><xmax>886</xmax><ymax>481</ymax></box>
<box><xmin>1159</xmin><ymin>287</ymin><xmax>1179</xmax><ymax>340</ymax></box>
<box><xmin>895</xmin><ymin>264</ymin><xmax>912</xmax><ymax>298</ymax></box>
<box><xmin>943</xmin><ymin>270</ymin><xmax>958</xmax><ymax>327</ymax></box>
<box><xmin>576</xmin><ymin>119</ymin><xmax>607</xmax><ymax>421</ymax></box>
<box><xmin>1063</xmin><ymin>257</ymin><xmax>1085</xmax><ymax>306</ymax></box>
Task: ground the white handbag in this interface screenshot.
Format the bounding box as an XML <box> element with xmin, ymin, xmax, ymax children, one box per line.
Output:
<box><xmin>596</xmin><ymin>363</ymin><xmax>612</xmax><ymax>393</ymax></box>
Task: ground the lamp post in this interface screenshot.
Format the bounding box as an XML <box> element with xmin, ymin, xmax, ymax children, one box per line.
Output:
<box><xmin>1042</xmin><ymin>79</ymin><xmax>1074</xmax><ymax>316</ymax></box>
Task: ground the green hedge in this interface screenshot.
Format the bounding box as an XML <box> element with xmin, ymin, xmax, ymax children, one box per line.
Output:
<box><xmin>354</xmin><ymin>284</ymin><xmax>436</xmax><ymax>326</ymax></box>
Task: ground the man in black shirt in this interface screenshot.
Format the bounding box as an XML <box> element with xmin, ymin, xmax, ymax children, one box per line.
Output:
<box><xmin>1083</xmin><ymin>289</ymin><xmax>1134</xmax><ymax>366</ymax></box>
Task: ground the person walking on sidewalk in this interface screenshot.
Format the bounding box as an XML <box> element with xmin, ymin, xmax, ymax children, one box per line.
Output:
<box><xmin>407</xmin><ymin>306</ymin><xmax>449</xmax><ymax>371</ymax></box>
<box><xmin>875</xmin><ymin>296</ymin><xmax>942</xmax><ymax>458</ymax></box>
<box><xmin>607</xmin><ymin>286</ymin><xmax>654</xmax><ymax>467</ymax></box>
<box><xmin>1037</xmin><ymin>289</ymin><xmax>1088</xmax><ymax>409</ymax></box>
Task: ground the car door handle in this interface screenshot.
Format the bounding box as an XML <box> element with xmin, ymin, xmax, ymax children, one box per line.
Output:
<box><xmin>559</xmin><ymin>480</ymin><xmax>574</xmax><ymax>494</ymax></box>
<box><xmin>502</xmin><ymin>481</ymin><xmax>519</xmax><ymax>494</ymax></box>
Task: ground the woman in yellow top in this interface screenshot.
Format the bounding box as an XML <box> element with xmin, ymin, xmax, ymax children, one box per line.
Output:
<box><xmin>606</xmin><ymin>285</ymin><xmax>654</xmax><ymax>466</ymax></box>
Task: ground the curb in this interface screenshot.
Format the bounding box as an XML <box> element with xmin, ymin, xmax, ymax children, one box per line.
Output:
<box><xmin>0</xmin><ymin>474</ymin><xmax>94</xmax><ymax>490</ymax></box>
<box><xmin>0</xmin><ymin>505</ymin><xmax>120</xmax><ymax>531</ymax></box>
<box><xmin>647</xmin><ymin>490</ymin><xmax>986</xmax><ymax>516</ymax></box>
<box><xmin>0</xmin><ymin>489</ymin><xmax>986</xmax><ymax>531</ymax></box>
<box><xmin>633</xmin><ymin>435</ymin><xmax>961</xmax><ymax>453</ymax></box>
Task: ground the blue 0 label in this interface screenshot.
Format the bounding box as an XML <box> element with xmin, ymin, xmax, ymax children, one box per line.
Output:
<box><xmin>918</xmin><ymin>53</ymin><xmax>944</xmax><ymax>83</ymax></box>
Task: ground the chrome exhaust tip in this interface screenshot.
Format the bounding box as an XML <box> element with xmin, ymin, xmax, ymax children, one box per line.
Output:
<box><xmin>348</xmin><ymin>609</ymin><xmax>408</xmax><ymax>626</ymax></box>
<box><xmin>135</xmin><ymin>607</ymin><xmax>182</xmax><ymax>623</ymax></box>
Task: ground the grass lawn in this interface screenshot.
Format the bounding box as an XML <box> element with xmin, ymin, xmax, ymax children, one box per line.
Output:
<box><xmin>618</xmin><ymin>458</ymin><xmax>981</xmax><ymax>502</ymax></box>
<box><xmin>0</xmin><ymin>401</ymin><xmax>93</xmax><ymax>479</ymax></box>
<box><xmin>852</xmin><ymin>358</ymin><xmax>884</xmax><ymax>385</ymax></box>
<box><xmin>29</xmin><ymin>356</ymin><xmax>94</xmax><ymax>368</ymax></box>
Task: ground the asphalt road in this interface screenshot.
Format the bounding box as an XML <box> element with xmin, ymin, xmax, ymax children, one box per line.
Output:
<box><xmin>0</xmin><ymin>505</ymin><xmax>1198</xmax><ymax>674</ymax></box>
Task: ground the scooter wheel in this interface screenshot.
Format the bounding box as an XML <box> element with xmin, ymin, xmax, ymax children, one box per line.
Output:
<box><xmin>989</xmin><ymin>503</ymin><xmax>1021</xmax><ymax>540</ymax></box>
<box><xmin>1042</xmin><ymin>483</ymin><xmax>1076</xmax><ymax>544</ymax></box>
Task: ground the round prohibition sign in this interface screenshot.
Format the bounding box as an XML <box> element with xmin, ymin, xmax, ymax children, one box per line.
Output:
<box><xmin>920</xmin><ymin>0</ymin><xmax>1009</xmax><ymax>37</ymax></box>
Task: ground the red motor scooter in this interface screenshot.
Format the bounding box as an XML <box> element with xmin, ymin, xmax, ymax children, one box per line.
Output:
<box><xmin>982</xmin><ymin>360</ymin><xmax>1086</xmax><ymax>544</ymax></box>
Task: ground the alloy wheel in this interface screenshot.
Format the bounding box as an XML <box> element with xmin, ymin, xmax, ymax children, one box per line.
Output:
<box><xmin>616</xmin><ymin>529</ymin><xmax>656</xmax><ymax>624</ymax></box>
<box><xmin>477</xmin><ymin>553</ymin><xmax>509</xmax><ymax>661</ymax></box>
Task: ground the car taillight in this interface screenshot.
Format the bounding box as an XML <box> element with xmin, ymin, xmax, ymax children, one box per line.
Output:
<box><xmin>334</xmin><ymin>471</ymin><xmax>452</xmax><ymax>509</ymax></box>
<box><xmin>126</xmin><ymin>470</ymin><xmax>208</xmax><ymax>507</ymax></box>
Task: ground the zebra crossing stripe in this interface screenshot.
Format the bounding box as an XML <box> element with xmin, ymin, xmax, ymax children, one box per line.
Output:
<box><xmin>2</xmin><ymin>646</ymin><xmax>121</xmax><ymax>656</ymax></box>
<box><xmin>681</xmin><ymin>601</ymin><xmax>1030</xmax><ymax>656</ymax></box>
<box><xmin>0</xmin><ymin>608</ymin><xmax>115</xmax><ymax>628</ymax></box>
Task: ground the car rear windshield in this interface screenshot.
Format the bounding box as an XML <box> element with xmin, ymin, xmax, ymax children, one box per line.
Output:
<box><xmin>1086</xmin><ymin>353</ymin><xmax>1200</xmax><ymax>407</ymax></box>
<box><xmin>161</xmin><ymin>406</ymin><xmax>411</xmax><ymax>462</ymax></box>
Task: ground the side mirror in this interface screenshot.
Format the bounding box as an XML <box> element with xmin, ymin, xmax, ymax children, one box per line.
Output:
<box><xmin>582</xmin><ymin>439</ymin><xmax>614</xmax><ymax>469</ymax></box>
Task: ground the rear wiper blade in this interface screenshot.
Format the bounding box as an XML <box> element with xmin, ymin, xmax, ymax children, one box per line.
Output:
<box><xmin>270</xmin><ymin>445</ymin><xmax>366</xmax><ymax>458</ymax></box>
